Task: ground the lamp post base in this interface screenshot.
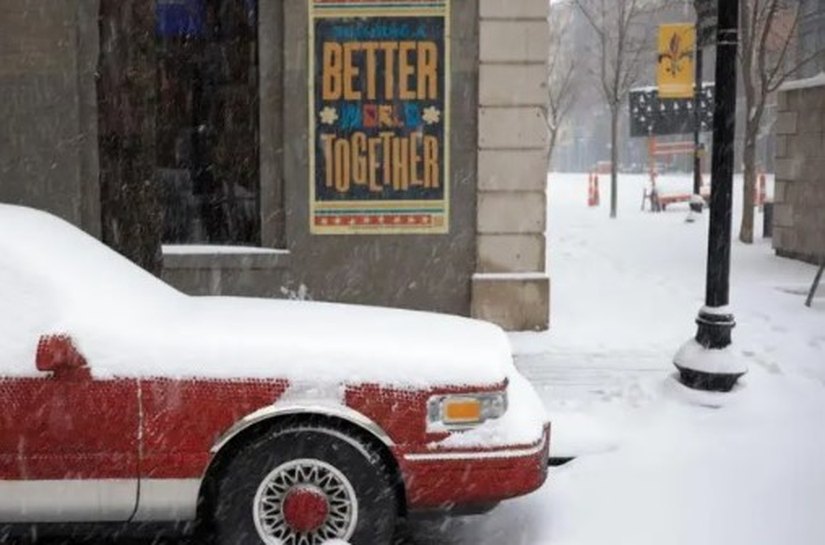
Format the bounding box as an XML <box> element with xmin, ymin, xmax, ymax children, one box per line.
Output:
<box><xmin>674</xmin><ymin>365</ymin><xmax>744</xmax><ymax>393</ymax></box>
<box><xmin>673</xmin><ymin>308</ymin><xmax>747</xmax><ymax>393</ymax></box>
<box><xmin>690</xmin><ymin>194</ymin><xmax>705</xmax><ymax>213</ymax></box>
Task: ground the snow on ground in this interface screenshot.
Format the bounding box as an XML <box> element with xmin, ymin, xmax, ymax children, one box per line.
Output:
<box><xmin>407</xmin><ymin>172</ymin><xmax>825</xmax><ymax>545</ymax></box>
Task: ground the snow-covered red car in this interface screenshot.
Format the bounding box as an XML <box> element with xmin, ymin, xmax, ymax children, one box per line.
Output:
<box><xmin>0</xmin><ymin>205</ymin><xmax>550</xmax><ymax>544</ymax></box>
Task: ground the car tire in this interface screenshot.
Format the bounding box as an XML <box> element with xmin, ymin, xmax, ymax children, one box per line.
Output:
<box><xmin>209</xmin><ymin>421</ymin><xmax>398</xmax><ymax>545</ymax></box>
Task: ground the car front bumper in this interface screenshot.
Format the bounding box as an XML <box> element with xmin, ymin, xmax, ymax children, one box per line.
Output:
<box><xmin>398</xmin><ymin>423</ymin><xmax>551</xmax><ymax>511</ymax></box>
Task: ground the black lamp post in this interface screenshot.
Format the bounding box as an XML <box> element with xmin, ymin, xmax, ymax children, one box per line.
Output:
<box><xmin>674</xmin><ymin>0</ymin><xmax>746</xmax><ymax>392</ymax></box>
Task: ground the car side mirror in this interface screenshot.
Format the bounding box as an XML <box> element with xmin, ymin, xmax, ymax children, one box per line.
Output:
<box><xmin>36</xmin><ymin>334</ymin><xmax>91</xmax><ymax>380</ymax></box>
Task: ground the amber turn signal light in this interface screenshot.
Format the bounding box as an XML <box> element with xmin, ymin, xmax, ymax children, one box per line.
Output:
<box><xmin>443</xmin><ymin>398</ymin><xmax>483</xmax><ymax>424</ymax></box>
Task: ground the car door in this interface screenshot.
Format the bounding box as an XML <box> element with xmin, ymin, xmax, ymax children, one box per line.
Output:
<box><xmin>0</xmin><ymin>260</ymin><xmax>140</xmax><ymax>523</ymax></box>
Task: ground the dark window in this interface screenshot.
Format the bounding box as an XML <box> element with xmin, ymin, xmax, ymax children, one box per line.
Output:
<box><xmin>796</xmin><ymin>0</ymin><xmax>825</xmax><ymax>77</ymax></box>
<box><xmin>155</xmin><ymin>0</ymin><xmax>260</xmax><ymax>245</ymax></box>
<box><xmin>802</xmin><ymin>0</ymin><xmax>816</xmax><ymax>16</ymax></box>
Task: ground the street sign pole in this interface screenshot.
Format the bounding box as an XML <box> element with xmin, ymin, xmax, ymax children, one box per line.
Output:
<box><xmin>691</xmin><ymin>48</ymin><xmax>704</xmax><ymax>213</ymax></box>
<box><xmin>692</xmin><ymin>0</ymin><xmax>716</xmax><ymax>214</ymax></box>
<box><xmin>695</xmin><ymin>0</ymin><xmax>718</xmax><ymax>48</ymax></box>
<box><xmin>675</xmin><ymin>0</ymin><xmax>745</xmax><ymax>392</ymax></box>
<box><xmin>806</xmin><ymin>259</ymin><xmax>824</xmax><ymax>308</ymax></box>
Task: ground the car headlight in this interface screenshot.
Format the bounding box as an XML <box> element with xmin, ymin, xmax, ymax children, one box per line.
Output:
<box><xmin>427</xmin><ymin>391</ymin><xmax>508</xmax><ymax>428</ymax></box>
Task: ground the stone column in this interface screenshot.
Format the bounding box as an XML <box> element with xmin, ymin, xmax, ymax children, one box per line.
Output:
<box><xmin>471</xmin><ymin>0</ymin><xmax>550</xmax><ymax>331</ymax></box>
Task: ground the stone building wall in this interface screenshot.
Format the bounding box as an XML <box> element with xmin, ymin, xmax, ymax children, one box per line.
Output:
<box><xmin>471</xmin><ymin>0</ymin><xmax>551</xmax><ymax>330</ymax></box>
<box><xmin>0</xmin><ymin>0</ymin><xmax>100</xmax><ymax>236</ymax></box>
<box><xmin>773</xmin><ymin>77</ymin><xmax>825</xmax><ymax>265</ymax></box>
<box><xmin>166</xmin><ymin>0</ymin><xmax>552</xmax><ymax>330</ymax></box>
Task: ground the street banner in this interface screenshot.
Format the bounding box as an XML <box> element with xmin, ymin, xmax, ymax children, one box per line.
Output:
<box><xmin>309</xmin><ymin>0</ymin><xmax>450</xmax><ymax>235</ymax></box>
<box><xmin>657</xmin><ymin>24</ymin><xmax>696</xmax><ymax>99</ymax></box>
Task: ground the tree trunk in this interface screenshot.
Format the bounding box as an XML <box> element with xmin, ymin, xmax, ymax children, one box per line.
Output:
<box><xmin>97</xmin><ymin>0</ymin><xmax>163</xmax><ymax>276</ymax></box>
<box><xmin>739</xmin><ymin>131</ymin><xmax>758</xmax><ymax>244</ymax></box>
<box><xmin>547</xmin><ymin>124</ymin><xmax>559</xmax><ymax>170</ymax></box>
<box><xmin>610</xmin><ymin>105</ymin><xmax>619</xmax><ymax>219</ymax></box>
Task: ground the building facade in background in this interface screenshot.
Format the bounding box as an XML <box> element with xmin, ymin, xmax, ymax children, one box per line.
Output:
<box><xmin>772</xmin><ymin>0</ymin><xmax>825</xmax><ymax>265</ymax></box>
<box><xmin>0</xmin><ymin>0</ymin><xmax>551</xmax><ymax>330</ymax></box>
<box><xmin>799</xmin><ymin>0</ymin><xmax>825</xmax><ymax>78</ymax></box>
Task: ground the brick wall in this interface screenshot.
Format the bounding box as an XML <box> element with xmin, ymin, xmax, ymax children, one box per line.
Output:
<box><xmin>471</xmin><ymin>0</ymin><xmax>550</xmax><ymax>330</ymax></box>
<box><xmin>773</xmin><ymin>79</ymin><xmax>825</xmax><ymax>265</ymax></box>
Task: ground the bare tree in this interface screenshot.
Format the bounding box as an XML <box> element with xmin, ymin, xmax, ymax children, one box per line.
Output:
<box><xmin>738</xmin><ymin>0</ymin><xmax>825</xmax><ymax>243</ymax></box>
<box><xmin>574</xmin><ymin>0</ymin><xmax>660</xmax><ymax>218</ymax></box>
<box><xmin>97</xmin><ymin>0</ymin><xmax>163</xmax><ymax>275</ymax></box>
<box><xmin>546</xmin><ymin>5</ymin><xmax>578</xmax><ymax>165</ymax></box>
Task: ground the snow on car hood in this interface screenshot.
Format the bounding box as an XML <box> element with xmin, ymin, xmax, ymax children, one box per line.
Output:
<box><xmin>70</xmin><ymin>296</ymin><xmax>515</xmax><ymax>389</ymax></box>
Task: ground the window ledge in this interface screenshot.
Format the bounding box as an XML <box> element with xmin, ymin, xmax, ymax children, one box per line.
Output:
<box><xmin>162</xmin><ymin>245</ymin><xmax>291</xmax><ymax>270</ymax></box>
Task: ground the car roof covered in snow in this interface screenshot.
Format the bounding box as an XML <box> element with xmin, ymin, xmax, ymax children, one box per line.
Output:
<box><xmin>0</xmin><ymin>203</ymin><xmax>181</xmax><ymax>309</ymax></box>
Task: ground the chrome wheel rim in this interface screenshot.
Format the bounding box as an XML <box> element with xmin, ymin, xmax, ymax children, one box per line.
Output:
<box><xmin>253</xmin><ymin>458</ymin><xmax>358</xmax><ymax>545</ymax></box>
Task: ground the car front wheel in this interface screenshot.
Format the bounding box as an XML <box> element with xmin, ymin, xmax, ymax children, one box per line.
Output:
<box><xmin>210</xmin><ymin>421</ymin><xmax>398</xmax><ymax>545</ymax></box>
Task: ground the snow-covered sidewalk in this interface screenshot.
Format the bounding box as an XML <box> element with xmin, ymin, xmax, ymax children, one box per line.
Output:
<box><xmin>514</xmin><ymin>172</ymin><xmax>825</xmax><ymax>459</ymax></box>
<box><xmin>407</xmin><ymin>172</ymin><xmax>825</xmax><ymax>545</ymax></box>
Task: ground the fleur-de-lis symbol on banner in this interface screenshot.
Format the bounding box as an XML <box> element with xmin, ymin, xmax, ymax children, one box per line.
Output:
<box><xmin>659</xmin><ymin>32</ymin><xmax>694</xmax><ymax>77</ymax></box>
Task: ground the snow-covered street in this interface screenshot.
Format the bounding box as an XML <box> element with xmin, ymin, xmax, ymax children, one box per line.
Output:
<box><xmin>405</xmin><ymin>172</ymin><xmax>825</xmax><ymax>545</ymax></box>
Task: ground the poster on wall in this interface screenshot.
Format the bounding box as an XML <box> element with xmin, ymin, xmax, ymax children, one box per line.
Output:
<box><xmin>309</xmin><ymin>0</ymin><xmax>450</xmax><ymax>235</ymax></box>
